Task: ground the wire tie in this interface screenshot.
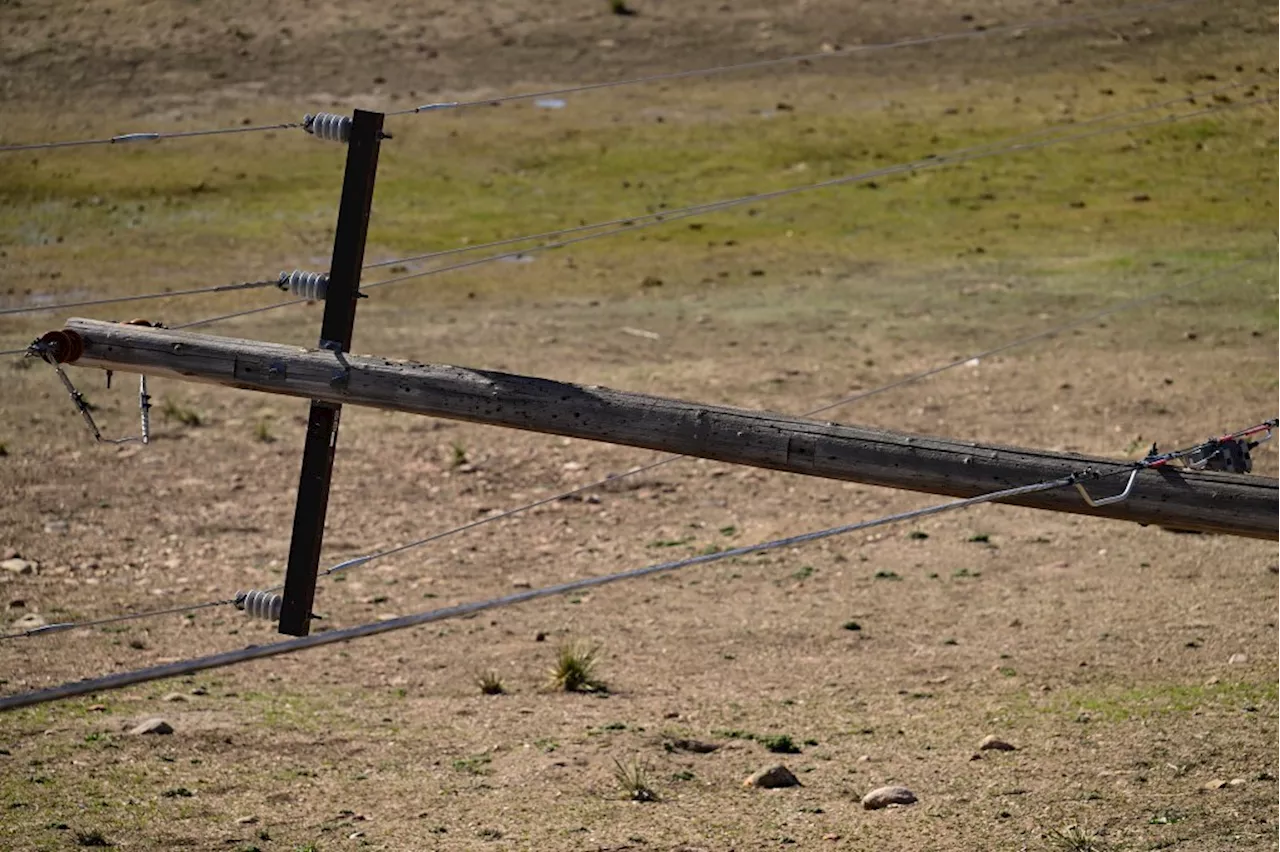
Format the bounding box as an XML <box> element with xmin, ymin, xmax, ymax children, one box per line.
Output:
<box><xmin>1074</xmin><ymin>467</ymin><xmax>1139</xmax><ymax>508</ymax></box>
<box><xmin>110</xmin><ymin>133</ymin><xmax>161</xmax><ymax>144</ymax></box>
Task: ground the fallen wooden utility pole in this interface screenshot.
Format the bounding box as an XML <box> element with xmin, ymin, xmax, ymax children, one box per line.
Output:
<box><xmin>51</xmin><ymin>318</ymin><xmax>1278</xmax><ymax>540</ymax></box>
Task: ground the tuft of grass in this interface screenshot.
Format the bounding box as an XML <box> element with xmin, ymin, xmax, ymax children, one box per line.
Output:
<box><xmin>252</xmin><ymin>419</ymin><xmax>276</xmax><ymax>443</ymax></box>
<box><xmin>159</xmin><ymin>398</ymin><xmax>203</xmax><ymax>427</ymax></box>
<box><xmin>74</xmin><ymin>830</ymin><xmax>111</xmax><ymax>847</ymax></box>
<box><xmin>967</xmin><ymin>533</ymin><xmax>992</xmax><ymax>543</ymax></box>
<box><xmin>1044</xmin><ymin>825</ymin><xmax>1116</xmax><ymax>852</ymax></box>
<box><xmin>608</xmin><ymin>0</ymin><xmax>637</xmax><ymax>15</ymax></box>
<box><xmin>612</xmin><ymin>757</ymin><xmax>658</xmax><ymax>802</ymax></box>
<box><xmin>548</xmin><ymin>641</ymin><xmax>607</xmax><ymax>693</ymax></box>
<box><xmin>451</xmin><ymin>754</ymin><xmax>492</xmax><ymax>775</ymax></box>
<box><xmin>448</xmin><ymin>441</ymin><xmax>468</xmax><ymax>468</ymax></box>
<box><xmin>759</xmin><ymin>734</ymin><xmax>801</xmax><ymax>754</ymax></box>
<box><xmin>476</xmin><ymin>670</ymin><xmax>506</xmax><ymax>695</ymax></box>
<box><xmin>161</xmin><ymin>786</ymin><xmax>193</xmax><ymax>798</ymax></box>
<box><xmin>873</xmin><ymin>570</ymin><xmax>901</xmax><ymax>581</ymax></box>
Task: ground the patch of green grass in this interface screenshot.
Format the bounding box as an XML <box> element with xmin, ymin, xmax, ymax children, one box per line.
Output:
<box><xmin>1057</xmin><ymin>680</ymin><xmax>1278</xmax><ymax>722</ymax></box>
<box><xmin>873</xmin><ymin>570</ymin><xmax>901</xmax><ymax>581</ymax></box>
<box><xmin>647</xmin><ymin>537</ymin><xmax>693</xmax><ymax>548</ymax></box>
<box><xmin>790</xmin><ymin>565</ymin><xmax>815</xmax><ymax>581</ymax></box>
<box><xmin>548</xmin><ymin>641</ymin><xmax>607</xmax><ymax>693</ymax></box>
<box><xmin>160</xmin><ymin>786</ymin><xmax>193</xmax><ymax>798</ymax></box>
<box><xmin>159</xmin><ymin>398</ymin><xmax>202</xmax><ymax>427</ymax></box>
<box><xmin>74</xmin><ymin>829</ymin><xmax>111</xmax><ymax>847</ymax></box>
<box><xmin>758</xmin><ymin>734</ymin><xmax>801</xmax><ymax>754</ymax></box>
<box><xmin>451</xmin><ymin>754</ymin><xmax>492</xmax><ymax>776</ymax></box>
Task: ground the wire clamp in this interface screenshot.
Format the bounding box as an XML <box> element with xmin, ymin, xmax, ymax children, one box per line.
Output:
<box><xmin>1073</xmin><ymin>467</ymin><xmax>1139</xmax><ymax>508</ymax></box>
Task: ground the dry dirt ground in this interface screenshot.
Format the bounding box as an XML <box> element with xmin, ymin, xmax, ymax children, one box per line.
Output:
<box><xmin>0</xmin><ymin>1</ymin><xmax>1277</xmax><ymax>851</ymax></box>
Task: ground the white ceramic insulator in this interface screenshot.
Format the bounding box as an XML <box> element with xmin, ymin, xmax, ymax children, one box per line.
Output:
<box><xmin>279</xmin><ymin>270</ymin><xmax>329</xmax><ymax>301</ymax></box>
<box><xmin>304</xmin><ymin>112</ymin><xmax>352</xmax><ymax>143</ymax></box>
<box><xmin>236</xmin><ymin>589</ymin><xmax>283</xmax><ymax>621</ymax></box>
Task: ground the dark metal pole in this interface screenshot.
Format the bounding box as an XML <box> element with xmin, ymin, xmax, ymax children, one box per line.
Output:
<box><xmin>278</xmin><ymin>109</ymin><xmax>384</xmax><ymax>636</ymax></box>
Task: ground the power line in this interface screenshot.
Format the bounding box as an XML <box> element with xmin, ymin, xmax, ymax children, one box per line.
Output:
<box><xmin>0</xmin><ymin>0</ymin><xmax>1200</xmax><ymax>156</ymax></box>
<box><xmin>8</xmin><ymin>80</ymin><xmax>1263</xmax><ymax>343</ymax></box>
<box><xmin>365</xmin><ymin>79</ymin><xmax>1261</xmax><ymax>273</ymax></box>
<box><xmin>0</xmin><ymin>121</ymin><xmax>305</xmax><ymax>155</ymax></box>
<box><xmin>354</xmin><ymin>93</ymin><xmax>1275</xmax><ymax>296</ymax></box>
<box><xmin>0</xmin><ymin>470</ymin><xmax>1106</xmax><ymax>710</ymax></box>
<box><xmin>387</xmin><ymin>0</ymin><xmax>1201</xmax><ymax>117</ymax></box>
<box><xmin>0</xmin><ymin>278</ymin><xmax>281</xmax><ymax>319</ymax></box>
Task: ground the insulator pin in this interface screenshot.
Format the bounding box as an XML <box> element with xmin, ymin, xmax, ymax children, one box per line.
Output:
<box><xmin>235</xmin><ymin>589</ymin><xmax>283</xmax><ymax>621</ymax></box>
<box><xmin>303</xmin><ymin>112</ymin><xmax>352</xmax><ymax>143</ymax></box>
<box><xmin>278</xmin><ymin>269</ymin><xmax>329</xmax><ymax>301</ymax></box>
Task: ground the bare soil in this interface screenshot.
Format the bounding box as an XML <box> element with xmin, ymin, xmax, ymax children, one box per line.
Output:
<box><xmin>0</xmin><ymin>2</ymin><xmax>1276</xmax><ymax>851</ymax></box>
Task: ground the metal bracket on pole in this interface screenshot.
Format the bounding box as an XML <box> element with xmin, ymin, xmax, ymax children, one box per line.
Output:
<box><xmin>278</xmin><ymin>109</ymin><xmax>384</xmax><ymax>636</ymax></box>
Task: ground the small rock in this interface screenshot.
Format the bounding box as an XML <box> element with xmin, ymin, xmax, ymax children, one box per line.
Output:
<box><xmin>1228</xmin><ymin>653</ymin><xmax>1248</xmax><ymax>665</ymax></box>
<box><xmin>823</xmin><ymin>833</ymin><xmax>841</xmax><ymax>841</ymax></box>
<box><xmin>12</xmin><ymin>613</ymin><xmax>46</xmax><ymax>630</ymax></box>
<box><xmin>162</xmin><ymin>693</ymin><xmax>188</xmax><ymax>703</ymax></box>
<box><xmin>235</xmin><ymin>815</ymin><xmax>258</xmax><ymax>825</ymax></box>
<box><xmin>861</xmin><ymin>785</ymin><xmax>918</xmax><ymax>810</ymax></box>
<box><xmin>87</xmin><ymin>704</ymin><xmax>107</xmax><ymax>713</ymax></box>
<box><xmin>744</xmin><ymin>765</ymin><xmax>801</xmax><ymax>789</ymax></box>
<box><xmin>43</xmin><ymin>520</ymin><xmax>70</xmax><ymax>534</ymax></box>
<box><xmin>129</xmin><ymin>718</ymin><xmax>174</xmax><ymax>736</ymax></box>
<box><xmin>979</xmin><ymin>735</ymin><xmax>1017</xmax><ymax>752</ymax></box>
<box><xmin>1227</xmin><ymin>777</ymin><xmax>1247</xmax><ymax>787</ymax></box>
<box><xmin>1203</xmin><ymin>778</ymin><xmax>1228</xmax><ymax>790</ymax></box>
<box><xmin>1</xmin><ymin>558</ymin><xmax>36</xmax><ymax>575</ymax></box>
<box><xmin>666</xmin><ymin>738</ymin><xmax>720</xmax><ymax>754</ymax></box>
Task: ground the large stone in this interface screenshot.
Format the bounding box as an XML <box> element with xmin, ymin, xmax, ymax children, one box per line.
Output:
<box><xmin>1</xmin><ymin>558</ymin><xmax>36</xmax><ymax>575</ymax></box>
<box><xmin>129</xmin><ymin>718</ymin><xmax>174</xmax><ymax>736</ymax></box>
<box><xmin>861</xmin><ymin>785</ymin><xmax>918</xmax><ymax>810</ymax></box>
<box><xmin>744</xmin><ymin>765</ymin><xmax>801</xmax><ymax>789</ymax></box>
<box><xmin>11</xmin><ymin>613</ymin><xmax>46</xmax><ymax>631</ymax></box>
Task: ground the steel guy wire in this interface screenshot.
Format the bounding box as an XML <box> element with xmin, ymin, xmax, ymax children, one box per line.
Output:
<box><xmin>314</xmin><ymin>257</ymin><xmax>1270</xmax><ymax>580</ymax></box>
<box><xmin>0</xmin><ymin>598</ymin><xmax>236</xmax><ymax>641</ymax></box>
<box><xmin>366</xmin><ymin>78</ymin><xmax>1263</xmax><ymax>273</ymax></box>
<box><xmin>0</xmin><ymin>121</ymin><xmax>306</xmax><ymax>155</ymax></box>
<box><xmin>0</xmin><ymin>471</ymin><xmax>1113</xmax><ymax>710</ymax></box>
<box><xmin>1</xmin><ymin>259</ymin><xmax>1268</xmax><ymax>641</ymax></box>
<box><xmin>64</xmin><ymin>82</ymin><xmax>1276</xmax><ymax>337</ymax></box>
<box><xmin>388</xmin><ymin>0</ymin><xmax>1203</xmax><ymax>116</ymax></box>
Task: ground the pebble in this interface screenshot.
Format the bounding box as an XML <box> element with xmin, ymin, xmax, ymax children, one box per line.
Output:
<box><xmin>129</xmin><ymin>718</ymin><xmax>174</xmax><ymax>736</ymax></box>
<box><xmin>861</xmin><ymin>785</ymin><xmax>918</xmax><ymax>810</ymax></box>
<box><xmin>1</xmin><ymin>558</ymin><xmax>36</xmax><ymax>575</ymax></box>
<box><xmin>87</xmin><ymin>704</ymin><xmax>107</xmax><ymax>713</ymax></box>
<box><xmin>12</xmin><ymin>613</ymin><xmax>46</xmax><ymax>630</ymax></box>
<box><xmin>979</xmin><ymin>735</ymin><xmax>1017</xmax><ymax>752</ymax></box>
<box><xmin>162</xmin><ymin>693</ymin><xmax>188</xmax><ymax>703</ymax></box>
<box><xmin>43</xmin><ymin>520</ymin><xmax>70</xmax><ymax>534</ymax></box>
<box><xmin>1228</xmin><ymin>653</ymin><xmax>1248</xmax><ymax>665</ymax></box>
<box><xmin>235</xmin><ymin>816</ymin><xmax>258</xmax><ymax>825</ymax></box>
<box><xmin>744</xmin><ymin>765</ymin><xmax>801</xmax><ymax>789</ymax></box>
